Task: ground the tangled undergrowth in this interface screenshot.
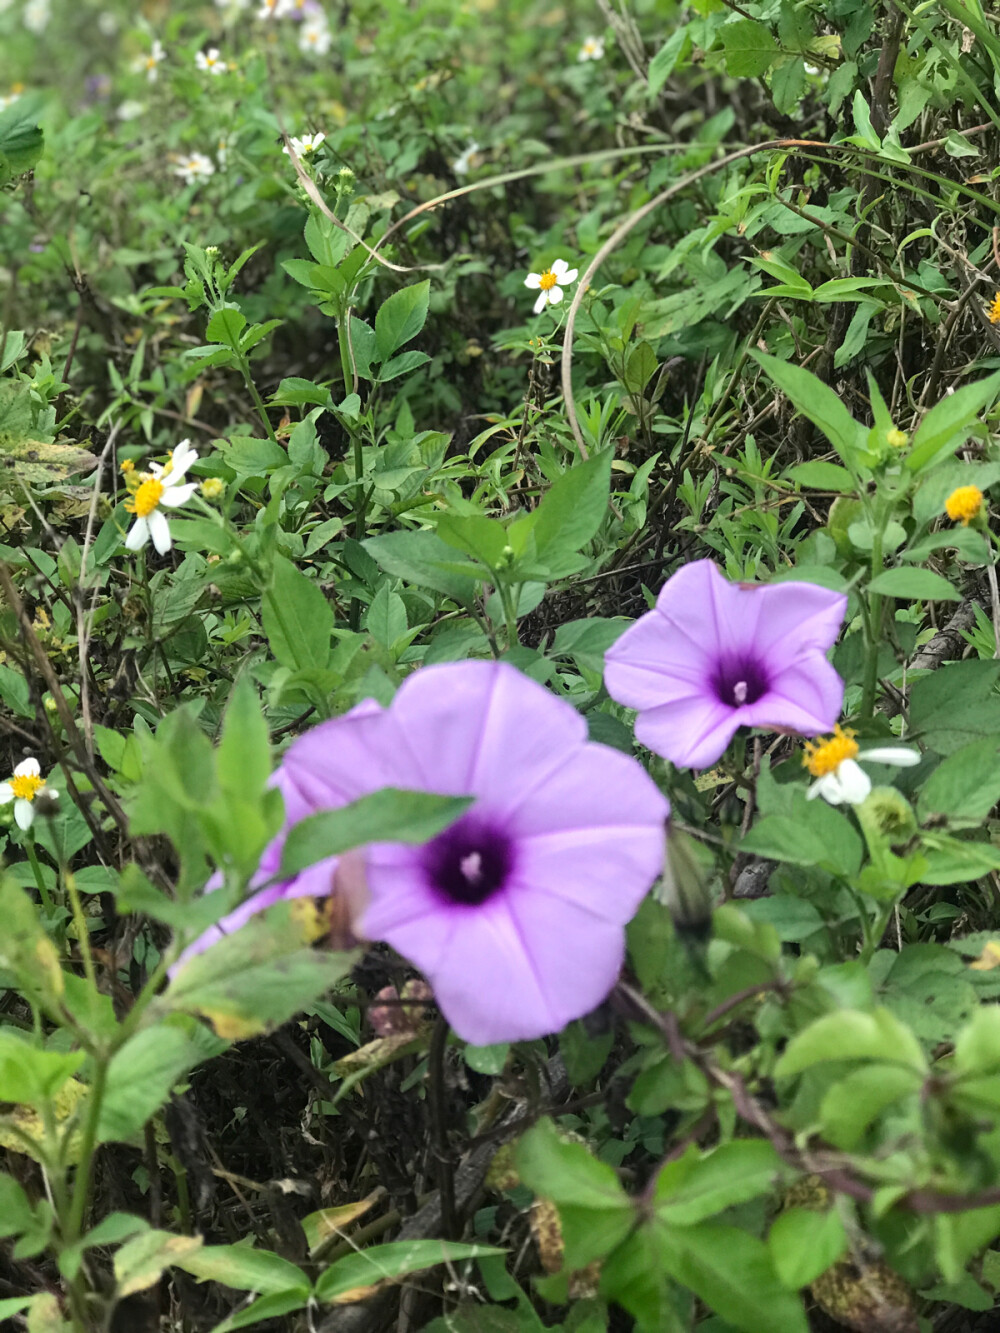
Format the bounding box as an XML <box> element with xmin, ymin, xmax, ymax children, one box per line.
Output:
<box><xmin>5</xmin><ymin>0</ymin><xmax>1000</xmax><ymax>1329</ymax></box>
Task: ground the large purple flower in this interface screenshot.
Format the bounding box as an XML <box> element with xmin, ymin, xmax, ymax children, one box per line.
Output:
<box><xmin>177</xmin><ymin>662</ymin><xmax>669</xmax><ymax>1045</ymax></box>
<box><xmin>603</xmin><ymin>560</ymin><xmax>847</xmax><ymax>770</ymax></box>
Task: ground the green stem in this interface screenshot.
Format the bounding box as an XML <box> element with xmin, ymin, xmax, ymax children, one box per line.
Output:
<box><xmin>64</xmin><ymin>871</ymin><xmax>97</xmax><ymax>992</ymax></box>
<box><xmin>26</xmin><ymin>835</ymin><xmax>54</xmax><ymax>913</ymax></box>
<box><xmin>860</xmin><ymin>526</ymin><xmax>884</xmax><ymax>720</ymax></box>
<box><xmin>64</xmin><ymin>1052</ymin><xmax>108</xmax><ymax>1248</ymax></box>
<box><xmin>238</xmin><ymin>354</ymin><xmax>279</xmax><ymax>445</ymax></box>
<box><xmin>497</xmin><ymin>582</ymin><xmax>520</xmax><ymax>651</ymax></box>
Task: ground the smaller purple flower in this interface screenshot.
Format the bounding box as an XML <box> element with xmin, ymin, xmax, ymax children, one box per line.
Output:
<box><xmin>603</xmin><ymin>560</ymin><xmax>847</xmax><ymax>770</ymax></box>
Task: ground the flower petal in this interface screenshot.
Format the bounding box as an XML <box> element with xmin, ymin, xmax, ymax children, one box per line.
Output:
<box><xmin>533</xmin><ymin>291</ymin><xmax>548</xmax><ymax>314</ymax></box>
<box><xmin>633</xmin><ymin>694</ymin><xmax>741</xmax><ymax>770</ymax></box>
<box><xmin>161</xmin><ymin>482</ymin><xmax>198</xmax><ymax>507</ymax></box>
<box><xmin>740</xmin><ymin>657</ymin><xmax>845</xmax><ymax>739</ymax></box>
<box><xmin>0</xmin><ymin>783</ymin><xmax>14</xmax><ymax>805</ymax></box>
<box><xmin>860</xmin><ymin>746</ymin><xmax>921</xmax><ymax>767</ymax></box>
<box><xmin>550</xmin><ymin>259</ymin><xmax>568</xmax><ymax>277</ymax></box>
<box><xmin>125</xmin><ymin>516</ymin><xmax>150</xmax><ymax>550</ymax></box>
<box><xmin>524</xmin><ymin>273</ymin><xmax>542</xmax><ymax>289</ymax></box>
<box><xmin>149</xmin><ymin>509</ymin><xmax>173</xmax><ymax>555</ymax></box>
<box><xmin>834</xmin><ymin>758</ymin><xmax>872</xmax><ymax>805</ymax></box>
<box><xmin>557</xmin><ymin>267</ymin><xmax>578</xmax><ymax>285</ymax></box>
<box><xmin>14</xmin><ymin>799</ymin><xmax>34</xmax><ymax>830</ymax></box>
<box><xmin>14</xmin><ymin>758</ymin><xmax>40</xmax><ymax>778</ymax></box>
<box><xmin>547</xmin><ymin>285</ymin><xmax>564</xmax><ymax>306</ymax></box>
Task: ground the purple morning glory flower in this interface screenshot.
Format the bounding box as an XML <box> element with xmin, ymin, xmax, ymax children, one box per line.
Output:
<box><xmin>175</xmin><ymin>662</ymin><xmax>669</xmax><ymax>1045</ymax></box>
<box><xmin>603</xmin><ymin>560</ymin><xmax>847</xmax><ymax>771</ymax></box>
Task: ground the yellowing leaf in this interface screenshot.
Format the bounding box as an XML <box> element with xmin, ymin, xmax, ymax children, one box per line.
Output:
<box><xmin>970</xmin><ymin>940</ymin><xmax>1000</xmax><ymax>970</ymax></box>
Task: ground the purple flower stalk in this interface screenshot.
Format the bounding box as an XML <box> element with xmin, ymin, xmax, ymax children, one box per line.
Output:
<box><xmin>176</xmin><ymin>662</ymin><xmax>669</xmax><ymax>1046</ymax></box>
<box><xmin>603</xmin><ymin>560</ymin><xmax>847</xmax><ymax>770</ymax></box>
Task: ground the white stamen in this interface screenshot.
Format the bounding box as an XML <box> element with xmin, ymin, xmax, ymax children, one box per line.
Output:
<box><xmin>459</xmin><ymin>851</ymin><xmax>483</xmax><ymax>884</ymax></box>
<box><xmin>733</xmin><ymin>680</ymin><xmax>748</xmax><ymax>705</ymax></box>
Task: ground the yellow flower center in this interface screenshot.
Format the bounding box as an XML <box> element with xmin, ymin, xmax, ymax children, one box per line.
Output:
<box><xmin>538</xmin><ymin>270</ymin><xmax>558</xmax><ymax>291</ymax></box>
<box><xmin>146</xmin><ymin>56</ymin><xmax>156</xmax><ymax>68</ymax></box>
<box><xmin>129</xmin><ymin>478</ymin><xmax>164</xmax><ymax>517</ymax></box>
<box><xmin>803</xmin><ymin>724</ymin><xmax>858</xmax><ymax>778</ymax></box>
<box><xmin>944</xmin><ymin>484</ymin><xmax>983</xmax><ymax>525</ymax></box>
<box><xmin>989</xmin><ymin>292</ymin><xmax>1000</xmax><ymax>325</ymax></box>
<box><xmin>10</xmin><ymin>773</ymin><xmax>44</xmax><ymax>802</ymax></box>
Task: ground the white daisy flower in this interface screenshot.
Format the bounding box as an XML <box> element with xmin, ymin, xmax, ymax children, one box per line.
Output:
<box><xmin>133</xmin><ymin>39</ymin><xmax>166</xmax><ymax>82</ymax></box>
<box><xmin>124</xmin><ymin>441</ymin><xmax>199</xmax><ymax>555</ymax></box>
<box><xmin>452</xmin><ymin>141</ymin><xmax>482</xmax><ymax>176</ymax></box>
<box><xmin>256</xmin><ymin>0</ymin><xmax>290</xmax><ymax>18</ymax></box>
<box><xmin>578</xmin><ymin>35</ymin><xmax>605</xmax><ymax>61</ymax></box>
<box><xmin>0</xmin><ymin>759</ymin><xmax>58</xmax><ymax>831</ymax></box>
<box><xmin>174</xmin><ymin>152</ymin><xmax>216</xmax><ymax>184</ymax></box>
<box><xmin>299</xmin><ymin>18</ymin><xmax>331</xmax><ymax>53</ymax></box>
<box><xmin>23</xmin><ymin>0</ymin><xmax>51</xmax><ymax>32</ymax></box>
<box><xmin>117</xmin><ymin>99</ymin><xmax>145</xmax><ymax>121</ymax></box>
<box><xmin>0</xmin><ymin>87</ymin><xmax>22</xmax><ymax>111</ymax></box>
<box><xmin>803</xmin><ymin>725</ymin><xmax>920</xmax><ymax>806</ymax></box>
<box><xmin>283</xmin><ymin>131</ymin><xmax>326</xmax><ymax>156</ymax></box>
<box><xmin>195</xmin><ymin>47</ymin><xmax>227</xmax><ymax>74</ymax></box>
<box><xmin>524</xmin><ymin>258</ymin><xmax>578</xmax><ymax>314</ymax></box>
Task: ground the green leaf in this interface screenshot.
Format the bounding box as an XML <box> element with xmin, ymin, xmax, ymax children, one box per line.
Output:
<box><xmin>279</xmin><ymin>788</ymin><xmax>473</xmax><ymax>877</ymax></box>
<box><xmin>364</xmin><ymin>529</ymin><xmax>478</xmax><ymax>603</ymax></box>
<box><xmin>162</xmin><ymin>902</ymin><xmax>356</xmax><ymax>1040</ymax></box>
<box><xmin>785</xmin><ymin>461</ymin><xmax>855</xmax><ymax>491</ymax></box>
<box><xmin>98</xmin><ymin>1026</ymin><xmax>202</xmax><ymax>1144</ymax></box>
<box><xmin>0</xmin><ymin>95</ymin><xmax>45</xmax><ymax>186</ymax></box>
<box><xmin>216</xmin><ymin>676</ymin><xmax>271</xmax><ymax>801</ymax></box>
<box><xmin>649</xmin><ymin>28</ymin><xmax>689</xmax><ymax>92</ymax></box>
<box><xmin>261</xmin><ymin>554</ymin><xmax>333</xmax><ymax>672</ymax></box>
<box><xmin>217</xmin><ymin>436</ymin><xmax>289</xmax><ymax>476</ymax></box>
<box><xmin>515</xmin><ymin>1117</ymin><xmax>634</xmax><ymax>1269</ymax></box>
<box><xmin>0</xmin><ymin>1033</ymin><xmax>84</xmax><ymax>1107</ymax></box>
<box><xmin>775</xmin><ymin>1008</ymin><xmax>927</xmax><ymax>1078</ymax></box>
<box><xmin>752</xmin><ymin>352</ymin><xmax>865</xmax><ymax>469</ymax></box>
<box><xmin>768</xmin><ymin>1207</ymin><xmax>848</xmax><ymax>1289</ymax></box>
<box><xmin>909</xmin><ymin>660</ymin><xmax>1000</xmax><ymax>755</ymax></box>
<box><xmin>721</xmin><ymin>19</ymin><xmax>779</xmax><ymax>76</ymax></box>
<box><xmin>207</xmin><ymin>1293</ymin><xmax>312</xmax><ymax>1333</ymax></box>
<box><xmin>206</xmin><ymin>306</ymin><xmax>248</xmax><ymax>349</ymax></box>
<box><xmin>740</xmin><ymin>791</ymin><xmax>862</xmax><ymax>878</ymax></box>
<box><xmin>654</xmin><ymin>1141</ymin><xmax>783</xmax><ymax>1226</ymax></box>
<box><xmin>178</xmin><ymin>1243</ymin><xmax>310</xmax><ymax>1295</ymax></box>
<box><xmin>0</xmin><ymin>1173</ymin><xmax>36</xmax><ymax>1239</ymax></box>
<box><xmin>919</xmin><ymin>739</ymin><xmax>1000</xmax><ymax>821</ymax></box>
<box><xmin>525</xmin><ymin>451</ymin><xmax>612</xmax><ymax>578</ymax></box>
<box><xmin>374</xmin><ymin>281</ymin><xmax>430</xmax><ymax>362</ymax></box>
<box><xmin>437</xmin><ymin>513</ymin><xmax>510</xmax><ymax>571</ymax></box>
<box><xmin>867</xmin><ymin>568</ymin><xmax>961</xmax><ymax>601</ymax></box>
<box><xmin>906</xmin><ymin>370</ymin><xmax>1000</xmax><ymax>473</ymax></box>
<box><xmin>315</xmin><ymin>1239</ymin><xmax>504</xmax><ymax>1303</ymax></box>
<box><xmin>818</xmin><ymin>1063</ymin><xmax>923</xmax><ymax>1149</ymax></box>
<box><xmin>365</xmin><ymin>586</ymin><xmax>408</xmax><ymax>649</ymax></box>
<box><xmin>656</xmin><ymin>1220</ymin><xmax>809</xmax><ymax>1333</ymax></box>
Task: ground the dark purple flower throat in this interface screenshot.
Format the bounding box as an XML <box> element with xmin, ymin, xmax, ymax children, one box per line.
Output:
<box><xmin>712</xmin><ymin>657</ymin><xmax>770</xmax><ymax>709</ymax></box>
<box><xmin>422</xmin><ymin>815</ymin><xmax>515</xmax><ymax>907</ymax></box>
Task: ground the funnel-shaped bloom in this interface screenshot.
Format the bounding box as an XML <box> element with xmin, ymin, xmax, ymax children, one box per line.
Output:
<box><xmin>176</xmin><ymin>662</ymin><xmax>669</xmax><ymax>1045</ymax></box>
<box><xmin>603</xmin><ymin>560</ymin><xmax>847</xmax><ymax>770</ymax></box>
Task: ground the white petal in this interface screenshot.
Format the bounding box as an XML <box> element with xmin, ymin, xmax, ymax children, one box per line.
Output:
<box><xmin>0</xmin><ymin>783</ymin><xmax>14</xmax><ymax>805</ymax></box>
<box><xmin>547</xmin><ymin>284</ymin><xmax>564</xmax><ymax>305</ymax></box>
<box><xmin>149</xmin><ymin>510</ymin><xmax>173</xmax><ymax>555</ymax></box>
<box><xmin>524</xmin><ymin>273</ymin><xmax>542</xmax><ymax>289</ymax></box>
<box><xmin>557</xmin><ymin>267</ymin><xmax>579</xmax><ymax>285</ymax></box>
<box><xmin>14</xmin><ymin>800</ymin><xmax>34</xmax><ymax>830</ymax></box>
<box><xmin>550</xmin><ymin>258</ymin><xmax>568</xmax><ymax>277</ymax></box>
<box><xmin>808</xmin><ymin>773</ymin><xmax>844</xmax><ymax>804</ymax></box>
<box><xmin>860</xmin><ymin>746</ymin><xmax>921</xmax><ymax>768</ymax></box>
<box><xmin>161</xmin><ymin>482</ymin><xmax>198</xmax><ymax>507</ymax></box>
<box><xmin>125</xmin><ymin>517</ymin><xmax>150</xmax><ymax>551</ymax></box>
<box><xmin>14</xmin><ymin>758</ymin><xmax>40</xmax><ymax>778</ymax></box>
<box><xmin>533</xmin><ymin>291</ymin><xmax>547</xmax><ymax>314</ymax></box>
<box><xmin>835</xmin><ymin>759</ymin><xmax>872</xmax><ymax>805</ymax></box>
